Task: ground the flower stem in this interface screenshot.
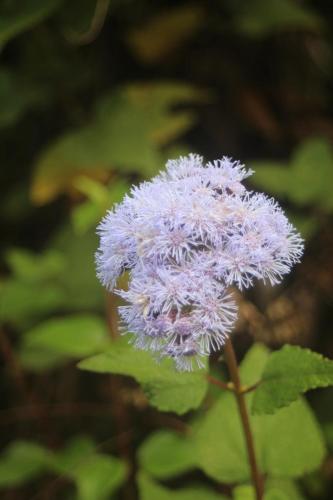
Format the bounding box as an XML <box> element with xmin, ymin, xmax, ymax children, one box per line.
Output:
<box><xmin>223</xmin><ymin>338</ymin><xmax>264</xmax><ymax>500</ymax></box>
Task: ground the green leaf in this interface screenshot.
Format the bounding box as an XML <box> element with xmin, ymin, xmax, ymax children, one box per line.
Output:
<box><xmin>72</xmin><ymin>178</ymin><xmax>129</xmax><ymax>234</ymax></box>
<box><xmin>49</xmin><ymin>436</ymin><xmax>96</xmax><ymax>475</ymax></box>
<box><xmin>23</xmin><ymin>314</ymin><xmax>110</xmax><ymax>357</ymax></box>
<box><xmin>0</xmin><ymin>248</ymin><xmax>67</xmax><ymax>328</ymax></box>
<box><xmin>49</xmin><ymin>436</ymin><xmax>127</xmax><ymax>500</ymax></box>
<box><xmin>233</xmin><ymin>485</ymin><xmax>256</xmax><ymax>500</ymax></box>
<box><xmin>0</xmin><ymin>441</ymin><xmax>48</xmax><ymax>487</ymax></box>
<box><xmin>0</xmin><ymin>0</ymin><xmax>63</xmax><ymax>47</ymax></box>
<box><xmin>0</xmin><ymin>436</ymin><xmax>126</xmax><ymax>497</ymax></box>
<box><xmin>250</xmin><ymin>138</ymin><xmax>333</xmax><ymax>212</ymax></box>
<box><xmin>289</xmin><ymin>138</ymin><xmax>333</xmax><ymax>210</ymax></box>
<box><xmin>233</xmin><ymin>0</ymin><xmax>321</xmax><ymax>37</ymax></box>
<box><xmin>233</xmin><ymin>480</ymin><xmax>305</xmax><ymax>500</ymax></box>
<box><xmin>31</xmin><ymin>83</ymin><xmax>204</xmax><ymax>204</ymax></box>
<box><xmin>79</xmin><ymin>337</ymin><xmax>208</xmax><ymax>415</ymax></box>
<box><xmin>194</xmin><ymin>344</ymin><xmax>325</xmax><ymax>483</ymax></box>
<box><xmin>250</xmin><ymin>161</ymin><xmax>290</xmax><ymax>197</ymax></box>
<box><xmin>0</xmin><ymin>279</ymin><xmax>64</xmax><ymax>328</ymax></box>
<box><xmin>256</xmin><ymin>398</ymin><xmax>325</xmax><ymax>478</ymax></box>
<box><xmin>264</xmin><ymin>478</ymin><xmax>305</xmax><ymax>500</ymax></box>
<box><xmin>51</xmin><ymin>226</ymin><xmax>104</xmax><ymax>311</ymax></box>
<box><xmin>5</xmin><ymin>248</ymin><xmax>65</xmax><ymax>282</ymax></box>
<box><xmin>252</xmin><ymin>345</ymin><xmax>333</xmax><ymax>415</ymax></box>
<box><xmin>239</xmin><ymin>343</ymin><xmax>270</xmax><ymax>386</ymax></box>
<box><xmin>19</xmin><ymin>344</ymin><xmax>68</xmax><ymax>372</ymax></box>
<box><xmin>138</xmin><ymin>472</ymin><xmax>227</xmax><ymax>500</ymax></box>
<box><xmin>138</xmin><ymin>430</ymin><xmax>196</xmax><ymax>479</ymax></box>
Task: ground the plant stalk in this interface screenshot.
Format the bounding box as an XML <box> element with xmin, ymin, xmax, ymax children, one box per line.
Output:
<box><xmin>223</xmin><ymin>338</ymin><xmax>264</xmax><ymax>500</ymax></box>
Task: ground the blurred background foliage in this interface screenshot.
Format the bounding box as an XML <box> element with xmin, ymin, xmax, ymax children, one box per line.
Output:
<box><xmin>1</xmin><ymin>0</ymin><xmax>333</xmax><ymax>499</ymax></box>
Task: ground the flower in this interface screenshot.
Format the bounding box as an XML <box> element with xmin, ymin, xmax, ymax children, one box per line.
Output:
<box><xmin>96</xmin><ymin>154</ymin><xmax>304</xmax><ymax>370</ymax></box>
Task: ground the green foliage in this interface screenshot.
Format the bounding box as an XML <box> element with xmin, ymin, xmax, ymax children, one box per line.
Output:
<box><xmin>0</xmin><ymin>240</ymin><xmax>103</xmax><ymax>329</ymax></box>
<box><xmin>19</xmin><ymin>345</ymin><xmax>68</xmax><ymax>372</ymax></box>
<box><xmin>0</xmin><ymin>248</ymin><xmax>66</xmax><ymax>329</ymax></box>
<box><xmin>72</xmin><ymin>177</ymin><xmax>129</xmax><ymax>234</ymax></box>
<box><xmin>233</xmin><ymin>485</ymin><xmax>256</xmax><ymax>500</ymax></box>
<box><xmin>194</xmin><ymin>344</ymin><xmax>325</xmax><ymax>483</ymax></box>
<box><xmin>79</xmin><ymin>337</ymin><xmax>208</xmax><ymax>414</ymax></box>
<box><xmin>138</xmin><ymin>430</ymin><xmax>196</xmax><ymax>479</ymax></box>
<box><xmin>0</xmin><ymin>441</ymin><xmax>48</xmax><ymax>487</ymax></box>
<box><xmin>138</xmin><ymin>472</ymin><xmax>227</xmax><ymax>500</ymax></box>
<box><xmin>31</xmin><ymin>83</ymin><xmax>205</xmax><ymax>204</ymax></box>
<box><xmin>0</xmin><ymin>279</ymin><xmax>63</xmax><ymax>328</ymax></box>
<box><xmin>6</xmin><ymin>248</ymin><xmax>65</xmax><ymax>282</ymax></box>
<box><xmin>264</xmin><ymin>479</ymin><xmax>305</xmax><ymax>500</ymax></box>
<box><xmin>251</xmin><ymin>137</ymin><xmax>333</xmax><ymax>211</ymax></box>
<box><xmin>252</xmin><ymin>345</ymin><xmax>333</xmax><ymax>414</ymax></box>
<box><xmin>51</xmin><ymin>226</ymin><xmax>104</xmax><ymax>311</ymax></box>
<box><xmin>233</xmin><ymin>480</ymin><xmax>305</xmax><ymax>500</ymax></box>
<box><xmin>0</xmin><ymin>436</ymin><xmax>126</xmax><ymax>499</ymax></box>
<box><xmin>0</xmin><ymin>0</ymin><xmax>63</xmax><ymax>47</ymax></box>
<box><xmin>233</xmin><ymin>0</ymin><xmax>321</xmax><ymax>37</ymax></box>
<box><xmin>49</xmin><ymin>436</ymin><xmax>127</xmax><ymax>500</ymax></box>
<box><xmin>22</xmin><ymin>314</ymin><xmax>110</xmax><ymax>357</ymax></box>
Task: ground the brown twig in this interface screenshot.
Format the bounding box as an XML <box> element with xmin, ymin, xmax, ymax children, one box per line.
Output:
<box><xmin>223</xmin><ymin>338</ymin><xmax>264</xmax><ymax>500</ymax></box>
<box><xmin>206</xmin><ymin>374</ymin><xmax>234</xmax><ymax>392</ymax></box>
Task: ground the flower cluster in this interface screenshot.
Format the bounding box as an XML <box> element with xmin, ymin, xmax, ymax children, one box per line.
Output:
<box><xmin>96</xmin><ymin>154</ymin><xmax>303</xmax><ymax>370</ymax></box>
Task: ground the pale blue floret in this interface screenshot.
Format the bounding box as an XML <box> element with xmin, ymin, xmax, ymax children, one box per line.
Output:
<box><xmin>96</xmin><ymin>154</ymin><xmax>304</xmax><ymax>371</ymax></box>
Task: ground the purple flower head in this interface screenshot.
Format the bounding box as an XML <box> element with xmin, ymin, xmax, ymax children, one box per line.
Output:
<box><xmin>96</xmin><ymin>154</ymin><xmax>304</xmax><ymax>370</ymax></box>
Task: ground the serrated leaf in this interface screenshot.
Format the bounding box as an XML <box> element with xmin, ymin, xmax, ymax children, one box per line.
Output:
<box><xmin>0</xmin><ymin>0</ymin><xmax>63</xmax><ymax>47</ymax></box>
<box><xmin>31</xmin><ymin>83</ymin><xmax>203</xmax><ymax>204</ymax></box>
<box><xmin>79</xmin><ymin>338</ymin><xmax>208</xmax><ymax>414</ymax></box>
<box><xmin>194</xmin><ymin>344</ymin><xmax>325</xmax><ymax>483</ymax></box>
<box><xmin>252</xmin><ymin>345</ymin><xmax>333</xmax><ymax>415</ymax></box>
<box><xmin>138</xmin><ymin>472</ymin><xmax>227</xmax><ymax>500</ymax></box>
<box><xmin>138</xmin><ymin>430</ymin><xmax>196</xmax><ymax>479</ymax></box>
<box><xmin>23</xmin><ymin>314</ymin><xmax>110</xmax><ymax>357</ymax></box>
<box><xmin>0</xmin><ymin>441</ymin><xmax>48</xmax><ymax>487</ymax></box>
